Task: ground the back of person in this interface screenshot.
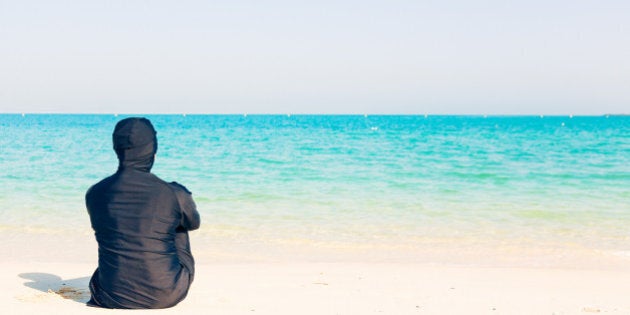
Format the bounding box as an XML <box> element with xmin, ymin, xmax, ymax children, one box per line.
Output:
<box><xmin>86</xmin><ymin>117</ymin><xmax>200</xmax><ymax>309</ymax></box>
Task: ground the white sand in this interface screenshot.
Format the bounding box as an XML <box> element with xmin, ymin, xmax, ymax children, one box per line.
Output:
<box><xmin>3</xmin><ymin>261</ymin><xmax>630</xmax><ymax>314</ymax></box>
<box><xmin>3</xmin><ymin>232</ymin><xmax>630</xmax><ymax>314</ymax></box>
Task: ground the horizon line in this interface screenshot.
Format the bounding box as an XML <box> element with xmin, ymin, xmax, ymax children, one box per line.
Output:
<box><xmin>1</xmin><ymin>112</ymin><xmax>627</xmax><ymax>117</ymax></box>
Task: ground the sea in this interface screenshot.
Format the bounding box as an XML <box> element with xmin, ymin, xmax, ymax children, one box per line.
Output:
<box><xmin>1</xmin><ymin>114</ymin><xmax>629</xmax><ymax>265</ymax></box>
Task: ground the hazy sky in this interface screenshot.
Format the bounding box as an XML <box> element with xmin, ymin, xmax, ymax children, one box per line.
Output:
<box><xmin>1</xmin><ymin>0</ymin><xmax>629</xmax><ymax>114</ymax></box>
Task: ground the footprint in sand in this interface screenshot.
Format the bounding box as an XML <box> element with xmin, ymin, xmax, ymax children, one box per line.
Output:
<box><xmin>16</xmin><ymin>286</ymin><xmax>90</xmax><ymax>303</ymax></box>
<box><xmin>17</xmin><ymin>286</ymin><xmax>89</xmax><ymax>303</ymax></box>
<box><xmin>51</xmin><ymin>286</ymin><xmax>90</xmax><ymax>300</ymax></box>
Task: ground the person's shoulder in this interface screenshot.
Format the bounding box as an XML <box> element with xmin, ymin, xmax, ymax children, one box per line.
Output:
<box><xmin>86</xmin><ymin>174</ymin><xmax>117</xmax><ymax>196</ymax></box>
<box><xmin>168</xmin><ymin>181</ymin><xmax>192</xmax><ymax>195</ymax></box>
<box><xmin>147</xmin><ymin>173</ymin><xmax>193</xmax><ymax>198</ymax></box>
<box><xmin>145</xmin><ymin>173</ymin><xmax>172</xmax><ymax>188</ymax></box>
<box><xmin>168</xmin><ymin>181</ymin><xmax>195</xmax><ymax>209</ymax></box>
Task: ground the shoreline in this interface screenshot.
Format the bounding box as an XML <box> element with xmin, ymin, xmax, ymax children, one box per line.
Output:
<box><xmin>3</xmin><ymin>229</ymin><xmax>630</xmax><ymax>270</ymax></box>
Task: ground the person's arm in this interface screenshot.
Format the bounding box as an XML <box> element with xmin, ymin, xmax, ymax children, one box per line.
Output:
<box><xmin>170</xmin><ymin>182</ymin><xmax>201</xmax><ymax>231</ymax></box>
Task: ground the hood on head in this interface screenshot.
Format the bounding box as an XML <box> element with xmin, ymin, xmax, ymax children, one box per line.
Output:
<box><xmin>113</xmin><ymin>117</ymin><xmax>157</xmax><ymax>171</ymax></box>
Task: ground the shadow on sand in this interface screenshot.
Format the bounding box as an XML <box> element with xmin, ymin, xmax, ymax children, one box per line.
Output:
<box><xmin>19</xmin><ymin>273</ymin><xmax>91</xmax><ymax>303</ymax></box>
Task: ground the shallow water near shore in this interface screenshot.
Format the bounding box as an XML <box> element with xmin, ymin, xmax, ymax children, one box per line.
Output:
<box><xmin>1</xmin><ymin>114</ymin><xmax>629</xmax><ymax>265</ymax></box>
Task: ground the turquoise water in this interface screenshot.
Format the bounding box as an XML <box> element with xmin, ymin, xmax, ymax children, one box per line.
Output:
<box><xmin>1</xmin><ymin>114</ymin><xmax>629</xmax><ymax>258</ymax></box>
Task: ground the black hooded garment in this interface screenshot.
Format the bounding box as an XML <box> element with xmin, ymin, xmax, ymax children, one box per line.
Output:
<box><xmin>86</xmin><ymin>117</ymin><xmax>200</xmax><ymax>309</ymax></box>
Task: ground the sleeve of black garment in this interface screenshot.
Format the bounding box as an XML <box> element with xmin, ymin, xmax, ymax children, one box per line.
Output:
<box><xmin>170</xmin><ymin>182</ymin><xmax>201</xmax><ymax>231</ymax></box>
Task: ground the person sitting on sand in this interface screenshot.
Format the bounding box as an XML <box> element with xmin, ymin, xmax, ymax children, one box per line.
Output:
<box><xmin>85</xmin><ymin>117</ymin><xmax>200</xmax><ymax>309</ymax></box>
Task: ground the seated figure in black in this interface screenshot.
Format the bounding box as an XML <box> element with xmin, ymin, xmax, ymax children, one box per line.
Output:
<box><xmin>85</xmin><ymin>117</ymin><xmax>200</xmax><ymax>309</ymax></box>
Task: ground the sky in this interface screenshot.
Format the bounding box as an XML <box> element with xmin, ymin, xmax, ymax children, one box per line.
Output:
<box><xmin>1</xmin><ymin>0</ymin><xmax>629</xmax><ymax>114</ymax></box>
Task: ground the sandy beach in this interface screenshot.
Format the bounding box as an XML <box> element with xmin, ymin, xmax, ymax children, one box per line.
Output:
<box><xmin>3</xmin><ymin>232</ymin><xmax>630</xmax><ymax>314</ymax></box>
<box><xmin>4</xmin><ymin>262</ymin><xmax>630</xmax><ymax>314</ymax></box>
